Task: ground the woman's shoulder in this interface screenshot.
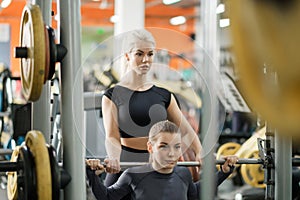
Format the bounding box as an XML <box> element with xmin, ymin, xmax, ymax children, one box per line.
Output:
<box><xmin>103</xmin><ymin>86</ymin><xmax>115</xmax><ymax>98</ymax></box>
<box><xmin>152</xmin><ymin>85</ymin><xmax>172</xmax><ymax>94</ymax></box>
<box><xmin>103</xmin><ymin>85</ymin><xmax>126</xmax><ymax>97</ymax></box>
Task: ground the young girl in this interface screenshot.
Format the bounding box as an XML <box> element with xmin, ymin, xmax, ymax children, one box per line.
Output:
<box><xmin>87</xmin><ymin>120</ymin><xmax>238</xmax><ymax>200</ymax></box>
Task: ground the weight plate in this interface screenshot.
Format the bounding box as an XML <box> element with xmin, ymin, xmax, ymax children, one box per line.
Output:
<box><xmin>228</xmin><ymin>0</ymin><xmax>300</xmax><ymax>137</ymax></box>
<box><xmin>19</xmin><ymin>4</ymin><xmax>45</xmax><ymax>101</ymax></box>
<box><xmin>25</xmin><ymin>130</ymin><xmax>52</xmax><ymax>200</ymax></box>
<box><xmin>240</xmin><ymin>150</ymin><xmax>265</xmax><ymax>188</ymax></box>
<box><xmin>47</xmin><ymin>145</ymin><xmax>60</xmax><ymax>200</ymax></box>
<box><xmin>46</xmin><ymin>26</ymin><xmax>57</xmax><ymax>80</ymax></box>
<box><xmin>7</xmin><ymin>146</ymin><xmax>21</xmax><ymax>200</ymax></box>
<box><xmin>44</xmin><ymin>25</ymin><xmax>50</xmax><ymax>83</ymax></box>
<box><xmin>216</xmin><ymin>142</ymin><xmax>241</xmax><ymax>158</ymax></box>
<box><xmin>18</xmin><ymin>146</ymin><xmax>37</xmax><ymax>200</ymax></box>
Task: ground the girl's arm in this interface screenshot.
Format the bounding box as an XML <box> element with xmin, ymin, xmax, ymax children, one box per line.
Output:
<box><xmin>86</xmin><ymin>160</ymin><xmax>132</xmax><ymax>200</ymax></box>
<box><xmin>102</xmin><ymin>95</ymin><xmax>121</xmax><ymax>173</ymax></box>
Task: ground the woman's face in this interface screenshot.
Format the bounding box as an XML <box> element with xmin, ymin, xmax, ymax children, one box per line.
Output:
<box><xmin>126</xmin><ymin>40</ymin><xmax>155</xmax><ymax>75</ymax></box>
<box><xmin>149</xmin><ymin>132</ymin><xmax>182</xmax><ymax>173</ymax></box>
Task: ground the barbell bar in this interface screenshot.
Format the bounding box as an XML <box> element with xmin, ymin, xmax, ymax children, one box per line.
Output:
<box><xmin>84</xmin><ymin>157</ymin><xmax>300</xmax><ymax>169</ymax></box>
<box><xmin>0</xmin><ymin>161</ymin><xmax>22</xmax><ymax>172</ymax></box>
<box><xmin>106</xmin><ymin>159</ymin><xmax>264</xmax><ymax>168</ymax></box>
<box><xmin>2</xmin><ymin>157</ymin><xmax>299</xmax><ymax>173</ymax></box>
<box><xmin>83</xmin><ymin>158</ymin><xmax>265</xmax><ymax>169</ymax></box>
<box><xmin>0</xmin><ymin>158</ymin><xmax>263</xmax><ymax>173</ymax></box>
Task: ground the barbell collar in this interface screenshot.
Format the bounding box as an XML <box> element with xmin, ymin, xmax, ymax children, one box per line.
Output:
<box><xmin>14</xmin><ymin>47</ymin><xmax>28</xmax><ymax>59</ymax></box>
<box><xmin>60</xmin><ymin>168</ymin><xmax>72</xmax><ymax>189</ymax></box>
<box><xmin>56</xmin><ymin>44</ymin><xmax>67</xmax><ymax>62</ymax></box>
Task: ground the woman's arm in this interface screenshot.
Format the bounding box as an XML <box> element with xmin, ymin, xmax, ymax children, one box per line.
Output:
<box><xmin>102</xmin><ymin>95</ymin><xmax>121</xmax><ymax>173</ymax></box>
<box><xmin>167</xmin><ymin>94</ymin><xmax>202</xmax><ymax>162</ymax></box>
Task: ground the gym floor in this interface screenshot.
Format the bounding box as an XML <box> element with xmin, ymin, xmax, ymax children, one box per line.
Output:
<box><xmin>217</xmin><ymin>178</ymin><xmax>265</xmax><ymax>200</ymax></box>
<box><xmin>0</xmin><ymin>174</ymin><xmax>8</xmax><ymax>200</ymax></box>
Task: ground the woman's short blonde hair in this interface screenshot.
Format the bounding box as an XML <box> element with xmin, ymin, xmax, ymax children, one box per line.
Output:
<box><xmin>122</xmin><ymin>29</ymin><xmax>156</xmax><ymax>54</ymax></box>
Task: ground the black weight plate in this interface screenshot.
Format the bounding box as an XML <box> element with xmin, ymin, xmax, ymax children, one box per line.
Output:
<box><xmin>18</xmin><ymin>146</ymin><xmax>37</xmax><ymax>200</ymax></box>
<box><xmin>47</xmin><ymin>145</ymin><xmax>60</xmax><ymax>200</ymax></box>
<box><xmin>46</xmin><ymin>26</ymin><xmax>57</xmax><ymax>81</ymax></box>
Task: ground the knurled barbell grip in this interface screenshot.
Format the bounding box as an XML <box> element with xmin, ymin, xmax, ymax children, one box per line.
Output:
<box><xmin>0</xmin><ymin>161</ymin><xmax>23</xmax><ymax>172</ymax></box>
<box><xmin>216</xmin><ymin>158</ymin><xmax>264</xmax><ymax>165</ymax></box>
<box><xmin>180</xmin><ymin>159</ymin><xmax>264</xmax><ymax>166</ymax></box>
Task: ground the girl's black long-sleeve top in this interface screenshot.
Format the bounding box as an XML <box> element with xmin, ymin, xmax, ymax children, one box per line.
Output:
<box><xmin>86</xmin><ymin>164</ymin><xmax>234</xmax><ymax>200</ymax></box>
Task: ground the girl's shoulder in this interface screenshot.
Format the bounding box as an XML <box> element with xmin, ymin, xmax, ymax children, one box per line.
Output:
<box><xmin>173</xmin><ymin>166</ymin><xmax>193</xmax><ymax>182</ymax></box>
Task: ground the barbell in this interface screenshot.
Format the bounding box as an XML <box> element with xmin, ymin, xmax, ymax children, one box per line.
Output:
<box><xmin>84</xmin><ymin>158</ymin><xmax>264</xmax><ymax>169</ymax></box>
<box><xmin>0</xmin><ymin>130</ymin><xmax>71</xmax><ymax>200</ymax></box>
<box><xmin>114</xmin><ymin>158</ymin><xmax>263</xmax><ymax>168</ymax></box>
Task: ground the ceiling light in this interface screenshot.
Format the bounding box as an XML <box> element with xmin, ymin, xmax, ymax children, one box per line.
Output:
<box><xmin>99</xmin><ymin>0</ymin><xmax>108</xmax><ymax>9</ymax></box>
<box><xmin>54</xmin><ymin>14</ymin><xmax>60</xmax><ymax>22</ymax></box>
<box><xmin>216</xmin><ymin>3</ymin><xmax>225</xmax><ymax>14</ymax></box>
<box><xmin>110</xmin><ymin>15</ymin><xmax>119</xmax><ymax>23</ymax></box>
<box><xmin>219</xmin><ymin>18</ymin><xmax>230</xmax><ymax>28</ymax></box>
<box><xmin>170</xmin><ymin>16</ymin><xmax>186</xmax><ymax>25</ymax></box>
<box><xmin>0</xmin><ymin>0</ymin><xmax>12</xmax><ymax>8</ymax></box>
<box><xmin>163</xmin><ymin>0</ymin><xmax>181</xmax><ymax>5</ymax></box>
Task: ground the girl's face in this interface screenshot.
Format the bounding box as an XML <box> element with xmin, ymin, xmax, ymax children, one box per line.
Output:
<box><xmin>148</xmin><ymin>132</ymin><xmax>182</xmax><ymax>174</ymax></box>
<box><xmin>126</xmin><ymin>41</ymin><xmax>155</xmax><ymax>75</ymax></box>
